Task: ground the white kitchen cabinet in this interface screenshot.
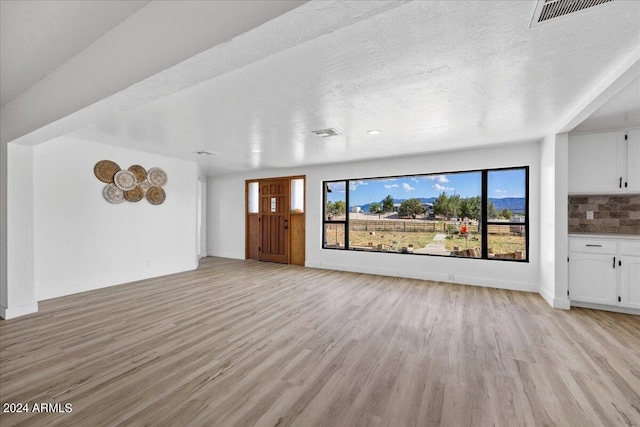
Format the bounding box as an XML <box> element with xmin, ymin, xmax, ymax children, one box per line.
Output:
<box><xmin>626</xmin><ymin>129</ymin><xmax>640</xmax><ymax>192</ymax></box>
<box><xmin>569</xmin><ymin>252</ymin><xmax>617</xmax><ymax>305</ymax></box>
<box><xmin>569</xmin><ymin>236</ymin><xmax>640</xmax><ymax>313</ymax></box>
<box><xmin>568</xmin><ymin>129</ymin><xmax>639</xmax><ymax>194</ymax></box>
<box><xmin>620</xmin><ymin>256</ymin><xmax>640</xmax><ymax>309</ymax></box>
<box><xmin>619</xmin><ymin>240</ymin><xmax>640</xmax><ymax>309</ymax></box>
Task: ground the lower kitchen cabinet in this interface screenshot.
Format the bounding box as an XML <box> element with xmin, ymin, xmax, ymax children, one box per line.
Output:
<box><xmin>569</xmin><ymin>236</ymin><xmax>640</xmax><ymax>313</ymax></box>
<box><xmin>620</xmin><ymin>255</ymin><xmax>640</xmax><ymax>309</ymax></box>
<box><xmin>568</xmin><ymin>252</ymin><xmax>617</xmax><ymax>305</ymax></box>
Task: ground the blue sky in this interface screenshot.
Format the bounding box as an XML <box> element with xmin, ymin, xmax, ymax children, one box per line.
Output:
<box><xmin>327</xmin><ymin>169</ymin><xmax>525</xmax><ymax>205</ymax></box>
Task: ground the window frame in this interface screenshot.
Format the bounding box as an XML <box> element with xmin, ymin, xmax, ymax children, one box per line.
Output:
<box><xmin>322</xmin><ymin>166</ymin><xmax>529</xmax><ymax>262</ymax></box>
<box><xmin>322</xmin><ymin>180</ymin><xmax>348</xmax><ymax>249</ymax></box>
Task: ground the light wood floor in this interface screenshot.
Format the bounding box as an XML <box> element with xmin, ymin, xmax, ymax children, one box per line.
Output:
<box><xmin>1</xmin><ymin>257</ymin><xmax>639</xmax><ymax>426</ymax></box>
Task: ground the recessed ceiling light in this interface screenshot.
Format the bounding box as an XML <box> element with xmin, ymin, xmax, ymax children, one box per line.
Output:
<box><xmin>367</xmin><ymin>130</ymin><xmax>382</xmax><ymax>135</ymax></box>
<box><xmin>194</xmin><ymin>150</ymin><xmax>215</xmax><ymax>155</ymax></box>
<box><xmin>251</xmin><ymin>149</ymin><xmax>262</xmax><ymax>153</ymax></box>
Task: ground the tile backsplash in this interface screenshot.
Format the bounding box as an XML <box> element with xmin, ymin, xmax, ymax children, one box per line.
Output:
<box><xmin>569</xmin><ymin>195</ymin><xmax>640</xmax><ymax>235</ymax></box>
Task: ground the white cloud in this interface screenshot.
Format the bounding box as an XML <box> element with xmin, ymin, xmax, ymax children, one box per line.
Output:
<box><xmin>424</xmin><ymin>175</ymin><xmax>449</xmax><ymax>183</ymax></box>
<box><xmin>410</xmin><ymin>177</ymin><xmax>419</xmax><ymax>183</ymax></box>
<box><xmin>402</xmin><ymin>183</ymin><xmax>415</xmax><ymax>191</ymax></box>
<box><xmin>384</xmin><ymin>184</ymin><xmax>399</xmax><ymax>189</ymax></box>
<box><xmin>349</xmin><ymin>180</ymin><xmax>368</xmax><ymax>191</ymax></box>
<box><xmin>494</xmin><ymin>189</ymin><xmax>507</xmax><ymax>194</ymax></box>
<box><xmin>432</xmin><ymin>183</ymin><xmax>454</xmax><ymax>192</ymax></box>
<box><xmin>327</xmin><ymin>182</ymin><xmax>345</xmax><ymax>192</ymax></box>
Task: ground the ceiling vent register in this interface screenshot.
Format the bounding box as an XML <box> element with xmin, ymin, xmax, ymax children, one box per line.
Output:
<box><xmin>311</xmin><ymin>128</ymin><xmax>341</xmax><ymax>138</ymax></box>
<box><xmin>531</xmin><ymin>0</ymin><xmax>613</xmax><ymax>26</ymax></box>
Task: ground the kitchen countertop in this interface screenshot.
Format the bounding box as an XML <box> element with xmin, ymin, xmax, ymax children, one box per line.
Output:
<box><xmin>569</xmin><ymin>233</ymin><xmax>640</xmax><ymax>240</ymax></box>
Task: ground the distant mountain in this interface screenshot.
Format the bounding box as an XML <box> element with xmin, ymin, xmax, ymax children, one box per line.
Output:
<box><xmin>488</xmin><ymin>198</ymin><xmax>525</xmax><ymax>214</ymax></box>
<box><xmin>354</xmin><ymin>197</ymin><xmax>525</xmax><ymax>214</ymax></box>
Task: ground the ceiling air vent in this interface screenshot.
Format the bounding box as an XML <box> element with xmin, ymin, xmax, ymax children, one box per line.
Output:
<box><xmin>530</xmin><ymin>0</ymin><xmax>613</xmax><ymax>27</ymax></box>
<box><xmin>311</xmin><ymin>128</ymin><xmax>341</xmax><ymax>138</ymax></box>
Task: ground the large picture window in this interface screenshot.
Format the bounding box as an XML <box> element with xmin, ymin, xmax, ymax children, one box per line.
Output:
<box><xmin>323</xmin><ymin>167</ymin><xmax>529</xmax><ymax>262</ymax></box>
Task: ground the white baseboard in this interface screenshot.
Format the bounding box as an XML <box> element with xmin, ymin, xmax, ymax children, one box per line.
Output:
<box><xmin>570</xmin><ymin>301</ymin><xmax>640</xmax><ymax>315</ymax></box>
<box><xmin>0</xmin><ymin>302</ymin><xmax>39</xmax><ymax>320</ymax></box>
<box><xmin>552</xmin><ymin>297</ymin><xmax>571</xmax><ymax>310</ymax></box>
<box><xmin>538</xmin><ymin>286</ymin><xmax>570</xmax><ymax>310</ymax></box>
<box><xmin>35</xmin><ymin>262</ymin><xmax>197</xmax><ymax>301</ymax></box>
<box><xmin>207</xmin><ymin>251</ymin><xmax>243</xmax><ymax>260</ymax></box>
<box><xmin>305</xmin><ymin>261</ymin><xmax>538</xmax><ymax>293</ymax></box>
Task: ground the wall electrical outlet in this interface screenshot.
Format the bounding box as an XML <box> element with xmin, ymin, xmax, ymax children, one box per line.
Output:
<box><xmin>586</xmin><ymin>211</ymin><xmax>594</xmax><ymax>220</ymax></box>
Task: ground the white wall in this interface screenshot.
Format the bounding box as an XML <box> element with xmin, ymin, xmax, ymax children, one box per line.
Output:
<box><xmin>33</xmin><ymin>137</ymin><xmax>199</xmax><ymax>300</ymax></box>
<box><xmin>208</xmin><ymin>141</ymin><xmax>541</xmax><ymax>293</ymax></box>
<box><xmin>0</xmin><ymin>140</ymin><xmax>7</xmax><ymax>311</ymax></box>
<box><xmin>197</xmin><ymin>175</ymin><xmax>207</xmax><ymax>258</ymax></box>
<box><xmin>538</xmin><ymin>133</ymin><xmax>569</xmax><ymax>309</ymax></box>
<box><xmin>1</xmin><ymin>143</ymin><xmax>38</xmax><ymax>319</ymax></box>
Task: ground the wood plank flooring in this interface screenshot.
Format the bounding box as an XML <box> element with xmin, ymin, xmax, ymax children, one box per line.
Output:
<box><xmin>1</xmin><ymin>257</ymin><xmax>639</xmax><ymax>426</ymax></box>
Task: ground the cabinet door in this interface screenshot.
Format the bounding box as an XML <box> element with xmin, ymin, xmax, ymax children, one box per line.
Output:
<box><xmin>568</xmin><ymin>131</ymin><xmax>625</xmax><ymax>194</ymax></box>
<box><xmin>569</xmin><ymin>253</ymin><xmax>617</xmax><ymax>305</ymax></box>
<box><xmin>620</xmin><ymin>256</ymin><xmax>640</xmax><ymax>309</ymax></box>
<box><xmin>626</xmin><ymin>129</ymin><xmax>640</xmax><ymax>192</ymax></box>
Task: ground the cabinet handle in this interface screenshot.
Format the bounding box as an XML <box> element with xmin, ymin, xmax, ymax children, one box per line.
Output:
<box><xmin>619</xmin><ymin>177</ymin><xmax>622</xmax><ymax>188</ymax></box>
<box><xmin>613</xmin><ymin>256</ymin><xmax>616</xmax><ymax>268</ymax></box>
<box><xmin>585</xmin><ymin>244</ymin><xmax>602</xmax><ymax>247</ymax></box>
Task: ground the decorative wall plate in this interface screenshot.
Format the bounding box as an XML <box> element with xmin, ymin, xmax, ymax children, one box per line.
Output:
<box><xmin>138</xmin><ymin>181</ymin><xmax>152</xmax><ymax>196</ymax></box>
<box><xmin>124</xmin><ymin>185</ymin><xmax>144</xmax><ymax>202</ymax></box>
<box><xmin>147</xmin><ymin>167</ymin><xmax>168</xmax><ymax>187</ymax></box>
<box><xmin>103</xmin><ymin>183</ymin><xmax>125</xmax><ymax>204</ymax></box>
<box><xmin>128</xmin><ymin>165</ymin><xmax>147</xmax><ymax>183</ymax></box>
<box><xmin>146</xmin><ymin>186</ymin><xmax>166</xmax><ymax>205</ymax></box>
<box><xmin>114</xmin><ymin>170</ymin><xmax>137</xmax><ymax>191</ymax></box>
<box><xmin>94</xmin><ymin>160</ymin><xmax>121</xmax><ymax>183</ymax></box>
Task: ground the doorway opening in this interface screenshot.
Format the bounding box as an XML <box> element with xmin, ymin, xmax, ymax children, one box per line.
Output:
<box><xmin>246</xmin><ymin>176</ymin><xmax>305</xmax><ymax>265</ymax></box>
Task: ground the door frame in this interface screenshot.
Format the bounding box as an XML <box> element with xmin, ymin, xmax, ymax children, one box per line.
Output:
<box><xmin>245</xmin><ymin>175</ymin><xmax>306</xmax><ymax>265</ymax></box>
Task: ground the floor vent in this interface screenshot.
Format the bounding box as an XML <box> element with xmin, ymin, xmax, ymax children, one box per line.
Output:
<box><xmin>530</xmin><ymin>0</ymin><xmax>613</xmax><ymax>26</ymax></box>
<box><xmin>311</xmin><ymin>128</ymin><xmax>341</xmax><ymax>138</ymax></box>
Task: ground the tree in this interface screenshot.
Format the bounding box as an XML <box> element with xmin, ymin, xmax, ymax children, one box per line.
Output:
<box><xmin>326</xmin><ymin>200</ymin><xmax>346</xmax><ymax>216</ymax></box>
<box><xmin>433</xmin><ymin>192</ymin><xmax>449</xmax><ymax>217</ymax></box>
<box><xmin>369</xmin><ymin>202</ymin><xmax>382</xmax><ymax>214</ymax></box>
<box><xmin>460</xmin><ymin>196</ymin><xmax>481</xmax><ymax>220</ymax></box>
<box><xmin>398</xmin><ymin>198</ymin><xmax>425</xmax><ymax>218</ymax></box>
<box><xmin>326</xmin><ymin>201</ymin><xmax>334</xmax><ymax>217</ymax></box>
<box><xmin>434</xmin><ymin>192</ymin><xmax>462</xmax><ymax>218</ymax></box>
<box><xmin>382</xmin><ymin>195</ymin><xmax>395</xmax><ymax>213</ymax></box>
<box><xmin>500</xmin><ymin>208</ymin><xmax>513</xmax><ymax>219</ymax></box>
<box><xmin>449</xmin><ymin>194</ymin><xmax>461</xmax><ymax>219</ymax></box>
<box><xmin>487</xmin><ymin>201</ymin><xmax>498</xmax><ymax>219</ymax></box>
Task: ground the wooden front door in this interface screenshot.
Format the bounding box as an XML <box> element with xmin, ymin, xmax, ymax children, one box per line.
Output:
<box><xmin>260</xmin><ymin>179</ymin><xmax>289</xmax><ymax>263</ymax></box>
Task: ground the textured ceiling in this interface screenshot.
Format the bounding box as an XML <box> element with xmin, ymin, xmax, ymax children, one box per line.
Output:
<box><xmin>6</xmin><ymin>0</ymin><xmax>640</xmax><ymax>176</ymax></box>
<box><xmin>572</xmin><ymin>76</ymin><xmax>640</xmax><ymax>134</ymax></box>
<box><xmin>0</xmin><ymin>0</ymin><xmax>149</xmax><ymax>107</ymax></box>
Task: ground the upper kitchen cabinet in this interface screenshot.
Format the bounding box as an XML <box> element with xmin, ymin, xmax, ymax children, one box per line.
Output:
<box><xmin>626</xmin><ymin>129</ymin><xmax>640</xmax><ymax>192</ymax></box>
<box><xmin>568</xmin><ymin>129</ymin><xmax>639</xmax><ymax>194</ymax></box>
